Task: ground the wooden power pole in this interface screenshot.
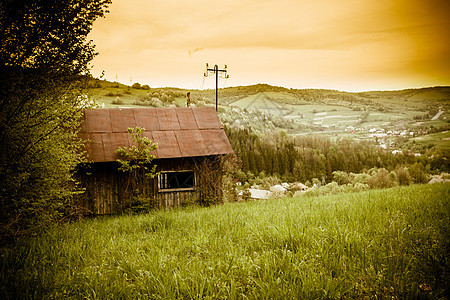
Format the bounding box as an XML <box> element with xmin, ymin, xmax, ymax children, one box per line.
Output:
<box><xmin>204</xmin><ymin>64</ymin><xmax>229</xmax><ymax>111</ymax></box>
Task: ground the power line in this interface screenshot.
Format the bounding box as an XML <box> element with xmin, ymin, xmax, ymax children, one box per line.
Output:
<box><xmin>204</xmin><ymin>64</ymin><xmax>229</xmax><ymax>111</ymax></box>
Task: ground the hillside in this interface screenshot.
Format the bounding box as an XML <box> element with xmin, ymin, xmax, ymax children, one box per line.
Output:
<box><xmin>88</xmin><ymin>79</ymin><xmax>450</xmax><ymax>156</ymax></box>
<box><xmin>2</xmin><ymin>184</ymin><xmax>448</xmax><ymax>298</ymax></box>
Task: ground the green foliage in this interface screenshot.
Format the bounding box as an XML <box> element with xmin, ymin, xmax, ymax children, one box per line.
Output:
<box><xmin>125</xmin><ymin>195</ymin><xmax>159</xmax><ymax>214</ymax></box>
<box><xmin>116</xmin><ymin>127</ymin><xmax>158</xmax><ymax>212</ymax></box>
<box><xmin>242</xmin><ymin>188</ymin><xmax>251</xmax><ymax>201</ymax></box>
<box><xmin>134</xmin><ymin>96</ymin><xmax>163</xmax><ymax>107</ymax></box>
<box><xmin>332</xmin><ymin>170</ymin><xmax>353</xmax><ymax>185</ymax></box>
<box><xmin>132</xmin><ymin>89</ymin><xmax>183</xmax><ymax>108</ymax></box>
<box><xmin>225</xmin><ymin>127</ymin><xmax>374</xmax><ymax>182</ymax></box>
<box><xmin>194</xmin><ymin>156</ymin><xmax>225</xmax><ymax>207</ymax></box>
<box><xmin>353</xmin><ymin>182</ymin><xmax>370</xmax><ymax>192</ymax></box>
<box><xmin>0</xmin><ymin>0</ymin><xmax>111</xmax><ymax>239</ymax></box>
<box><xmin>131</xmin><ymin>82</ymin><xmax>141</xmax><ymax>89</ymax></box>
<box><xmin>222</xmin><ymin>154</ymin><xmax>240</xmax><ymax>203</ymax></box>
<box><xmin>250</xmin><ymin>174</ymin><xmax>282</xmax><ymax>190</ymax></box>
<box><xmin>1</xmin><ymin>184</ymin><xmax>448</xmax><ymax>298</ymax></box>
<box><xmin>225</xmin><ymin>125</ymin><xmax>446</xmax><ymax>186</ymax></box>
<box><xmin>395</xmin><ymin>166</ymin><xmax>412</xmax><ymax>186</ymax></box>
<box><xmin>222</xmin><ymin>175</ymin><xmax>239</xmax><ymax>202</ymax></box>
<box><xmin>409</xmin><ymin>163</ymin><xmax>430</xmax><ymax>184</ymax></box>
<box><xmin>105</xmin><ymin>91</ymin><xmax>122</xmax><ymax>97</ymax></box>
<box><xmin>353</xmin><ymin>172</ymin><xmax>371</xmax><ymax>185</ymax></box>
<box><xmin>304</xmin><ymin>181</ymin><xmax>370</xmax><ymax>197</ymax></box>
<box><xmin>367</xmin><ymin>168</ymin><xmax>396</xmax><ymax>189</ymax></box>
<box><xmin>116</xmin><ymin>127</ymin><xmax>158</xmax><ymax>175</ymax></box>
<box><xmin>111</xmin><ymin>96</ymin><xmax>124</xmax><ymax>105</ymax></box>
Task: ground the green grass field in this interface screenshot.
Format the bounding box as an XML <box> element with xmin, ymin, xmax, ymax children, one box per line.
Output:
<box><xmin>92</xmin><ymin>86</ymin><xmax>148</xmax><ymax>108</ymax></box>
<box><xmin>412</xmin><ymin>131</ymin><xmax>450</xmax><ymax>153</ymax></box>
<box><xmin>228</xmin><ymin>91</ymin><xmax>432</xmax><ymax>132</ymax></box>
<box><xmin>1</xmin><ymin>184</ymin><xmax>449</xmax><ymax>299</ymax></box>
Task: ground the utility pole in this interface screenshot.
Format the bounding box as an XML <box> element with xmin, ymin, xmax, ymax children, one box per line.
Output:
<box><xmin>204</xmin><ymin>64</ymin><xmax>229</xmax><ymax>111</ymax></box>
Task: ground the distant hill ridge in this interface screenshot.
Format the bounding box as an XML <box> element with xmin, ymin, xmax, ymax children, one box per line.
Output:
<box><xmin>90</xmin><ymin>77</ymin><xmax>449</xmax><ymax>95</ymax></box>
<box><xmin>89</xmin><ymin>77</ymin><xmax>449</xmax><ymax>111</ymax></box>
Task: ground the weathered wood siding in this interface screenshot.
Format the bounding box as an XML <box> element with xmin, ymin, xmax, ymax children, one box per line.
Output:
<box><xmin>76</xmin><ymin>156</ymin><xmax>223</xmax><ymax>215</ymax></box>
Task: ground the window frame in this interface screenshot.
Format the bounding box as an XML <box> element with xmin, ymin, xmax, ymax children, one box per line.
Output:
<box><xmin>158</xmin><ymin>170</ymin><xmax>196</xmax><ymax>192</ymax></box>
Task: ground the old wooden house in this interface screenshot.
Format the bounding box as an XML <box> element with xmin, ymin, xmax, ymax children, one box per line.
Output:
<box><xmin>77</xmin><ymin>107</ymin><xmax>234</xmax><ymax>214</ymax></box>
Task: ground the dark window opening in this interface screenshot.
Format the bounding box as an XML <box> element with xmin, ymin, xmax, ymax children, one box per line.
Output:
<box><xmin>159</xmin><ymin>171</ymin><xmax>195</xmax><ymax>191</ymax></box>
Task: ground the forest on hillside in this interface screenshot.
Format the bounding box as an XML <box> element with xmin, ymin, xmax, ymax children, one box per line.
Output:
<box><xmin>225</xmin><ymin>126</ymin><xmax>447</xmax><ymax>185</ymax></box>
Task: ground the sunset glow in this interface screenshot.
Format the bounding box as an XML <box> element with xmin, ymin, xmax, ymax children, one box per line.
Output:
<box><xmin>89</xmin><ymin>0</ymin><xmax>450</xmax><ymax>91</ymax></box>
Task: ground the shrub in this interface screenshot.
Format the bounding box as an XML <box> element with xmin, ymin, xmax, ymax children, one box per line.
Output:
<box><xmin>242</xmin><ymin>189</ymin><xmax>251</xmax><ymax>201</ymax></box>
<box><xmin>105</xmin><ymin>91</ymin><xmax>122</xmax><ymax>97</ymax></box>
<box><xmin>368</xmin><ymin>168</ymin><xmax>395</xmax><ymax>189</ymax></box>
<box><xmin>150</xmin><ymin>98</ymin><xmax>163</xmax><ymax>107</ymax></box>
<box><xmin>116</xmin><ymin>127</ymin><xmax>158</xmax><ymax>210</ymax></box>
<box><xmin>133</xmin><ymin>97</ymin><xmax>163</xmax><ymax>107</ymax></box>
<box><xmin>408</xmin><ymin>163</ymin><xmax>429</xmax><ymax>184</ymax></box>
<box><xmin>125</xmin><ymin>195</ymin><xmax>158</xmax><ymax>214</ymax></box>
<box><xmin>293</xmin><ymin>190</ymin><xmax>305</xmax><ymax>197</ymax></box>
<box><xmin>311</xmin><ymin>178</ymin><xmax>321</xmax><ymax>187</ymax></box>
<box><xmin>333</xmin><ymin>171</ymin><xmax>353</xmax><ymax>185</ymax></box>
<box><xmin>353</xmin><ymin>182</ymin><xmax>370</xmax><ymax>192</ymax></box>
<box><xmin>353</xmin><ymin>173</ymin><xmax>370</xmax><ymax>185</ymax></box>
<box><xmin>323</xmin><ymin>182</ymin><xmax>340</xmax><ymax>194</ymax></box>
<box><xmin>111</xmin><ymin>97</ymin><xmax>123</xmax><ymax>105</ymax></box>
<box><xmin>222</xmin><ymin>175</ymin><xmax>238</xmax><ymax>202</ymax></box>
<box><xmin>395</xmin><ymin>167</ymin><xmax>411</xmax><ymax>186</ymax></box>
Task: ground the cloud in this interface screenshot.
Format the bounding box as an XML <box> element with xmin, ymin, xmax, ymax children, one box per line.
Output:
<box><xmin>188</xmin><ymin>48</ymin><xmax>203</xmax><ymax>58</ymax></box>
<box><xmin>88</xmin><ymin>0</ymin><xmax>450</xmax><ymax>90</ymax></box>
<box><xmin>92</xmin><ymin>0</ymin><xmax>449</xmax><ymax>52</ymax></box>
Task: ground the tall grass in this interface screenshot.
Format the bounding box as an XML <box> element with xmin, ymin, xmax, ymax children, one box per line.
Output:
<box><xmin>1</xmin><ymin>184</ymin><xmax>449</xmax><ymax>299</ymax></box>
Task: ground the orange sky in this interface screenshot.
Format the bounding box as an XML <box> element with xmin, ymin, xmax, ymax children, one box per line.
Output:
<box><xmin>89</xmin><ymin>0</ymin><xmax>450</xmax><ymax>91</ymax></box>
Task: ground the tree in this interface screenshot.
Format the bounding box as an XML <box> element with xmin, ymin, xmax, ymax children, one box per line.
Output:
<box><xmin>0</xmin><ymin>0</ymin><xmax>111</xmax><ymax>238</ymax></box>
<box><xmin>408</xmin><ymin>163</ymin><xmax>429</xmax><ymax>184</ymax></box>
<box><xmin>394</xmin><ymin>167</ymin><xmax>411</xmax><ymax>186</ymax></box>
<box><xmin>116</xmin><ymin>127</ymin><xmax>158</xmax><ymax>177</ymax></box>
<box><xmin>116</xmin><ymin>127</ymin><xmax>159</xmax><ymax>212</ymax></box>
<box><xmin>367</xmin><ymin>168</ymin><xmax>395</xmax><ymax>189</ymax></box>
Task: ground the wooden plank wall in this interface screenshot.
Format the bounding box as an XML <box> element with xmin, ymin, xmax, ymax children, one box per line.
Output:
<box><xmin>77</xmin><ymin>163</ymin><xmax>121</xmax><ymax>214</ymax></box>
<box><xmin>156</xmin><ymin>191</ymin><xmax>197</xmax><ymax>208</ymax></box>
<box><xmin>76</xmin><ymin>156</ymin><xmax>223</xmax><ymax>215</ymax></box>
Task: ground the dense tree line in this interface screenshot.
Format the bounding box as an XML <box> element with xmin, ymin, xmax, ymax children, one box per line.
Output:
<box><xmin>225</xmin><ymin>126</ymin><xmax>447</xmax><ymax>183</ymax></box>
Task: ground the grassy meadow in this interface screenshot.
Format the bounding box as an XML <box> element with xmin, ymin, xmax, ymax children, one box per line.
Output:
<box><xmin>412</xmin><ymin>131</ymin><xmax>450</xmax><ymax>153</ymax></box>
<box><xmin>1</xmin><ymin>183</ymin><xmax>449</xmax><ymax>299</ymax></box>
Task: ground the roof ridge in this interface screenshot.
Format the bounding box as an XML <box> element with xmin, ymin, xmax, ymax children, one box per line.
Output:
<box><xmin>80</xmin><ymin>107</ymin><xmax>233</xmax><ymax>162</ymax></box>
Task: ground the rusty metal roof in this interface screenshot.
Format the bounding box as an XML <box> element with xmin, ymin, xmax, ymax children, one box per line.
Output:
<box><xmin>79</xmin><ymin>107</ymin><xmax>233</xmax><ymax>162</ymax></box>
